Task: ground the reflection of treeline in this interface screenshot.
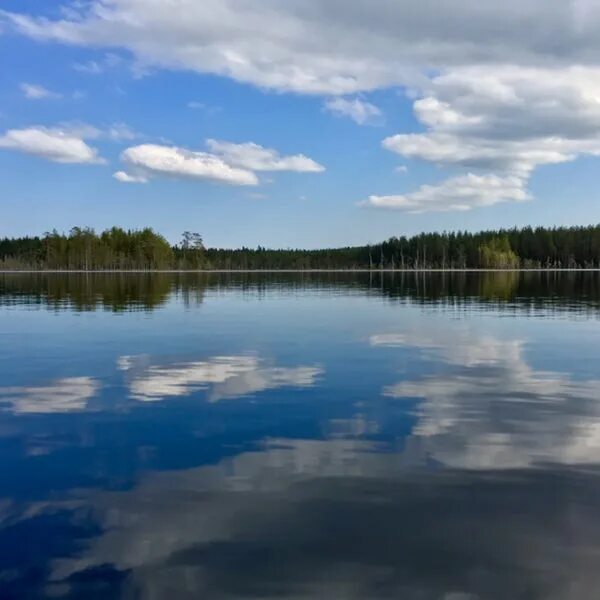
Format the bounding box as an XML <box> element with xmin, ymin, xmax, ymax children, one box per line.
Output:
<box><xmin>0</xmin><ymin>272</ymin><xmax>203</xmax><ymax>312</ymax></box>
<box><xmin>2</xmin><ymin>225</ymin><xmax>600</xmax><ymax>270</ymax></box>
<box><xmin>1</xmin><ymin>271</ymin><xmax>599</xmax><ymax>314</ymax></box>
<box><xmin>213</xmin><ymin>271</ymin><xmax>600</xmax><ymax>310</ymax></box>
<box><xmin>366</xmin><ymin>270</ymin><xmax>600</xmax><ymax>310</ymax></box>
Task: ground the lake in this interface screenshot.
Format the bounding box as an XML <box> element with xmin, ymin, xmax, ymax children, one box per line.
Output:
<box><xmin>1</xmin><ymin>271</ymin><xmax>600</xmax><ymax>599</ymax></box>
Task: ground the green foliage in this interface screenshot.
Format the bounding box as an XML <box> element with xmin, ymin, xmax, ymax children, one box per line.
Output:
<box><xmin>173</xmin><ymin>231</ymin><xmax>206</xmax><ymax>269</ymax></box>
<box><xmin>1</xmin><ymin>224</ymin><xmax>600</xmax><ymax>270</ymax></box>
<box><xmin>0</xmin><ymin>227</ymin><xmax>173</xmax><ymax>270</ymax></box>
<box><xmin>478</xmin><ymin>237</ymin><xmax>520</xmax><ymax>269</ymax></box>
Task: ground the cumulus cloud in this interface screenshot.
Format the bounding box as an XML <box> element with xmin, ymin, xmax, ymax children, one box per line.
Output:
<box><xmin>374</xmin><ymin>65</ymin><xmax>600</xmax><ymax>211</ymax></box>
<box><xmin>115</xmin><ymin>140</ymin><xmax>324</xmax><ymax>185</ymax></box>
<box><xmin>117</xmin><ymin>143</ymin><xmax>259</xmax><ymax>186</ymax></box>
<box><xmin>361</xmin><ymin>173</ymin><xmax>530</xmax><ymax>212</ymax></box>
<box><xmin>324</xmin><ymin>97</ymin><xmax>383</xmax><ymax>125</ymax></box>
<box><xmin>383</xmin><ymin>66</ymin><xmax>600</xmax><ymax>176</ymax></box>
<box><xmin>206</xmin><ymin>140</ymin><xmax>325</xmax><ymax>172</ymax></box>
<box><xmin>7</xmin><ymin>2</ymin><xmax>600</xmax><ymax>208</ymax></box>
<box><xmin>0</xmin><ymin>126</ymin><xmax>104</xmax><ymax>164</ymax></box>
<box><xmin>20</xmin><ymin>82</ymin><xmax>61</xmax><ymax>100</ymax></box>
<box><xmin>0</xmin><ymin>121</ymin><xmax>137</xmax><ymax>166</ymax></box>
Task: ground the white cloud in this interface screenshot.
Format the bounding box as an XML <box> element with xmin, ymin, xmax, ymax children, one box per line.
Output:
<box><xmin>115</xmin><ymin>140</ymin><xmax>324</xmax><ymax>185</ymax></box>
<box><xmin>0</xmin><ymin>377</ymin><xmax>100</xmax><ymax>414</ymax></box>
<box><xmin>324</xmin><ymin>97</ymin><xmax>383</xmax><ymax>125</ymax></box>
<box><xmin>118</xmin><ymin>143</ymin><xmax>259</xmax><ymax>185</ymax></box>
<box><xmin>374</xmin><ymin>65</ymin><xmax>600</xmax><ymax>211</ymax></box>
<box><xmin>361</xmin><ymin>173</ymin><xmax>530</xmax><ymax>212</ymax></box>
<box><xmin>0</xmin><ymin>121</ymin><xmax>138</xmax><ymax>168</ymax></box>
<box><xmin>7</xmin><ymin>1</ymin><xmax>600</xmax><ymax>95</ymax></box>
<box><xmin>7</xmin><ymin>2</ymin><xmax>600</xmax><ymax>207</ymax></box>
<box><xmin>206</xmin><ymin>140</ymin><xmax>325</xmax><ymax>173</ymax></box>
<box><xmin>113</xmin><ymin>170</ymin><xmax>147</xmax><ymax>183</ymax></box>
<box><xmin>0</xmin><ymin>126</ymin><xmax>104</xmax><ymax>164</ymax></box>
<box><xmin>20</xmin><ymin>82</ymin><xmax>61</xmax><ymax>100</ymax></box>
<box><xmin>383</xmin><ymin>66</ymin><xmax>600</xmax><ymax>176</ymax></box>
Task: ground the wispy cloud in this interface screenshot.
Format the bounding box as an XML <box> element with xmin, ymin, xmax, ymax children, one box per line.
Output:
<box><xmin>187</xmin><ymin>101</ymin><xmax>222</xmax><ymax>115</ymax></box>
<box><xmin>20</xmin><ymin>82</ymin><xmax>61</xmax><ymax>100</ymax></box>
<box><xmin>73</xmin><ymin>53</ymin><xmax>122</xmax><ymax>74</ymax></box>
<box><xmin>206</xmin><ymin>140</ymin><xmax>325</xmax><ymax>173</ymax></box>
<box><xmin>324</xmin><ymin>97</ymin><xmax>383</xmax><ymax>125</ymax></box>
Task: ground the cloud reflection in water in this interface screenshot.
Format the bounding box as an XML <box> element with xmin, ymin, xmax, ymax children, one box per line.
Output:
<box><xmin>373</xmin><ymin>326</ymin><xmax>600</xmax><ymax>469</ymax></box>
<box><xmin>0</xmin><ymin>377</ymin><xmax>100</xmax><ymax>414</ymax></box>
<box><xmin>44</xmin><ymin>437</ymin><xmax>600</xmax><ymax>600</ymax></box>
<box><xmin>119</xmin><ymin>355</ymin><xmax>324</xmax><ymax>402</ymax></box>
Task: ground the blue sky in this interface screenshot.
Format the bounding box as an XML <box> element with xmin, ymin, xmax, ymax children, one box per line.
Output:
<box><xmin>2</xmin><ymin>1</ymin><xmax>600</xmax><ymax>248</ymax></box>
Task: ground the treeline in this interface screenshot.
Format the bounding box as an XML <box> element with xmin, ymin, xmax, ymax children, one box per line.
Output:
<box><xmin>1</xmin><ymin>225</ymin><xmax>600</xmax><ymax>270</ymax></box>
<box><xmin>205</xmin><ymin>226</ymin><xmax>600</xmax><ymax>270</ymax></box>
<box><xmin>0</xmin><ymin>227</ymin><xmax>189</xmax><ymax>270</ymax></box>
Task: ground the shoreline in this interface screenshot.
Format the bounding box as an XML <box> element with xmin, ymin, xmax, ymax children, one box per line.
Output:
<box><xmin>1</xmin><ymin>269</ymin><xmax>600</xmax><ymax>274</ymax></box>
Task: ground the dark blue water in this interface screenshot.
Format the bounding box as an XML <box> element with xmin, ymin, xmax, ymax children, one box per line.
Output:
<box><xmin>1</xmin><ymin>272</ymin><xmax>600</xmax><ymax>599</ymax></box>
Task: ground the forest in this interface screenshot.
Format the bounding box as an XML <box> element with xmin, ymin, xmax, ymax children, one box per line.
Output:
<box><xmin>1</xmin><ymin>225</ymin><xmax>600</xmax><ymax>270</ymax></box>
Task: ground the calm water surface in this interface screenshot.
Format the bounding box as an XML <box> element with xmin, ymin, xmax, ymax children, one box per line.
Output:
<box><xmin>1</xmin><ymin>272</ymin><xmax>600</xmax><ymax>599</ymax></box>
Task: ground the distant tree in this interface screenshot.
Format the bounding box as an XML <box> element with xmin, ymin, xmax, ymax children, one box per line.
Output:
<box><xmin>479</xmin><ymin>237</ymin><xmax>520</xmax><ymax>269</ymax></box>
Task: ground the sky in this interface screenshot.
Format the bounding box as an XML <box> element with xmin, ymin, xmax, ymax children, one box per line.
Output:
<box><xmin>2</xmin><ymin>0</ymin><xmax>600</xmax><ymax>248</ymax></box>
